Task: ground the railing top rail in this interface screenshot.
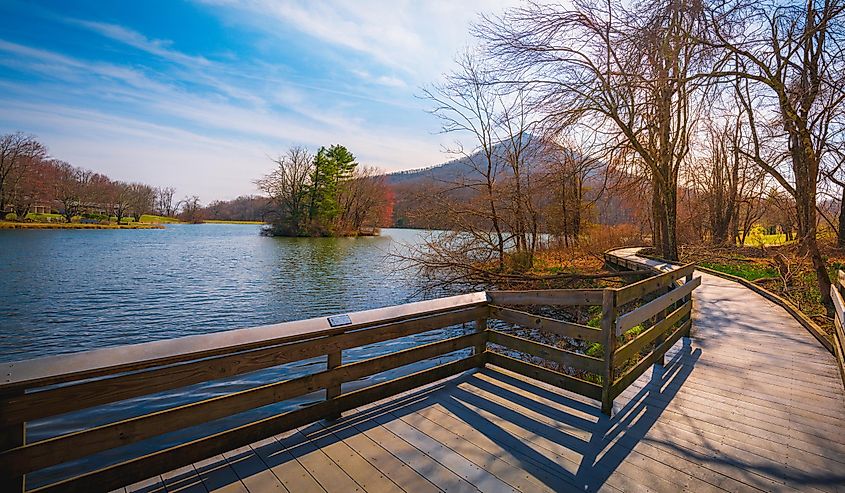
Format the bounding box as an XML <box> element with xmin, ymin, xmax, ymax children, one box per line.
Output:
<box><xmin>0</xmin><ymin>291</ymin><xmax>488</xmax><ymax>392</ymax></box>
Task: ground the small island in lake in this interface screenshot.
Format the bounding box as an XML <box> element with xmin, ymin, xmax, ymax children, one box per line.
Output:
<box><xmin>256</xmin><ymin>144</ymin><xmax>392</xmax><ymax>237</ymax></box>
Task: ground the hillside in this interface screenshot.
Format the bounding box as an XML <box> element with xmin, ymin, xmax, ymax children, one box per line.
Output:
<box><xmin>384</xmin><ymin>142</ymin><xmax>638</xmax><ymax>229</ymax></box>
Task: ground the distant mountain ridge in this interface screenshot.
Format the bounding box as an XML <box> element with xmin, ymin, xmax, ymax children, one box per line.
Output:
<box><xmin>386</xmin><ymin>137</ymin><xmax>541</xmax><ymax>186</ymax></box>
<box><xmin>384</xmin><ymin>140</ymin><xmax>637</xmax><ymax>229</ymax></box>
<box><xmin>385</xmin><ymin>139</ymin><xmax>602</xmax><ymax>186</ymax></box>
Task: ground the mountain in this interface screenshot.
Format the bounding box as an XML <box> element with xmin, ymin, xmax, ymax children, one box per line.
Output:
<box><xmin>384</xmin><ymin>141</ymin><xmax>638</xmax><ymax>229</ymax></box>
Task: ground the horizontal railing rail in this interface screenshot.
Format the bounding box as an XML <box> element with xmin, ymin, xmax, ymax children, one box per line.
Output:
<box><xmin>486</xmin><ymin>289</ymin><xmax>604</xmax><ymax>306</ymax></box>
<box><xmin>1</xmin><ymin>251</ymin><xmax>700</xmax><ymax>493</ymax></box>
<box><xmin>0</xmin><ymin>292</ymin><xmax>489</xmax><ymax>392</ymax></box>
<box><xmin>489</xmin><ymin>305</ymin><xmax>603</xmax><ymax>342</ymax></box>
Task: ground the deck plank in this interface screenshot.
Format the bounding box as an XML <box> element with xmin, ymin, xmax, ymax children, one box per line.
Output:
<box><xmin>350</xmin><ymin>415</ymin><xmax>479</xmax><ymax>493</ymax></box>
<box><xmin>249</xmin><ymin>436</ymin><xmax>326</xmax><ymax>493</ymax></box>
<box><xmin>298</xmin><ymin>421</ymin><xmax>406</xmax><ymax>493</ymax></box>
<box><xmin>160</xmin><ymin>463</ymin><xmax>207</xmax><ymax>493</ymax></box>
<box><xmin>125</xmin><ymin>475</ymin><xmax>166</xmax><ymax>493</ymax></box>
<box><xmin>193</xmin><ymin>454</ymin><xmax>249</xmax><ymax>493</ymax></box>
<box><xmin>220</xmin><ymin>446</ymin><xmax>287</xmax><ymax>493</ymax></box>
<box><xmin>396</xmin><ymin>409</ymin><xmax>557</xmax><ymax>493</ymax></box>
<box><xmin>311</xmin><ymin>418</ymin><xmax>442</xmax><ymax>493</ymax></box>
<box><xmin>372</xmin><ymin>412</ymin><xmax>519</xmax><ymax>493</ymax></box>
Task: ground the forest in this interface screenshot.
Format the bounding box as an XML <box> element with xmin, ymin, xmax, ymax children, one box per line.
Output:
<box><xmin>0</xmin><ymin>132</ymin><xmax>192</xmax><ymax>224</ymax></box>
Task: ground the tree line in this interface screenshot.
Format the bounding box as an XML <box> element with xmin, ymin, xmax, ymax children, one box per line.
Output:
<box><xmin>0</xmin><ymin>132</ymin><xmax>198</xmax><ymax>223</ymax></box>
<box><xmin>407</xmin><ymin>0</ymin><xmax>845</xmax><ymax>308</ymax></box>
<box><xmin>257</xmin><ymin>144</ymin><xmax>393</xmax><ymax>236</ymax></box>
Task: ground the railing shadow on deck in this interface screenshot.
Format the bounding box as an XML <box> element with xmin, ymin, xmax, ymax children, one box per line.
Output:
<box><xmin>164</xmin><ymin>339</ymin><xmax>701</xmax><ymax>493</ymax></box>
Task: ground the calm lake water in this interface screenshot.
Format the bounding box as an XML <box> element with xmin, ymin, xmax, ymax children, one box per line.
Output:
<box><xmin>0</xmin><ymin>225</ymin><xmax>434</xmax><ymax>361</ymax></box>
<box><xmin>0</xmin><ymin>225</ymin><xmax>469</xmax><ymax>486</ymax></box>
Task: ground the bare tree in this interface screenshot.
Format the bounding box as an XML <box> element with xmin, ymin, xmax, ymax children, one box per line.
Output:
<box><xmin>156</xmin><ymin>187</ymin><xmax>177</xmax><ymax>217</ymax></box>
<box><xmin>540</xmin><ymin>131</ymin><xmax>609</xmax><ymax>246</ymax></box>
<box><xmin>256</xmin><ymin>146</ymin><xmax>314</xmax><ymax>235</ymax></box>
<box><xmin>8</xmin><ymin>155</ymin><xmax>50</xmax><ymax>218</ymax></box>
<box><xmin>337</xmin><ymin>166</ymin><xmax>393</xmax><ymax>233</ymax></box>
<box><xmin>128</xmin><ymin>183</ymin><xmax>155</xmax><ymax>221</ymax></box>
<box><xmin>421</xmin><ymin>51</ymin><xmax>510</xmax><ymax>270</ymax></box>
<box><xmin>178</xmin><ymin>195</ymin><xmax>203</xmax><ymax>224</ymax></box>
<box><xmin>52</xmin><ymin>161</ymin><xmax>89</xmax><ymax>223</ymax></box>
<box><xmin>110</xmin><ymin>181</ymin><xmax>133</xmax><ymax>224</ymax></box>
<box><xmin>0</xmin><ymin>132</ymin><xmax>46</xmax><ymax>213</ymax></box>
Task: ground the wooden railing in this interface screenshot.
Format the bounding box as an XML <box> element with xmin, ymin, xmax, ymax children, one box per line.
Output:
<box><xmin>828</xmin><ymin>271</ymin><xmax>845</xmax><ymax>388</ymax></box>
<box><xmin>0</xmin><ymin>254</ymin><xmax>700</xmax><ymax>493</ymax></box>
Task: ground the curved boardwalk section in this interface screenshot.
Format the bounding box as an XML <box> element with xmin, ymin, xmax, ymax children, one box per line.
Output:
<box><xmin>124</xmin><ymin>249</ymin><xmax>845</xmax><ymax>493</ymax></box>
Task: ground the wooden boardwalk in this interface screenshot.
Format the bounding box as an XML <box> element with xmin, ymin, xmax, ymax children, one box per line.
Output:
<box><xmin>120</xmin><ymin>249</ymin><xmax>845</xmax><ymax>493</ymax></box>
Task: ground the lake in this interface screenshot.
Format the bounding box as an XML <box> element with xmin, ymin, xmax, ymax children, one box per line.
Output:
<box><xmin>0</xmin><ymin>225</ymin><xmax>434</xmax><ymax>361</ymax></box>
<box><xmin>0</xmin><ymin>224</ymin><xmax>469</xmax><ymax>486</ymax></box>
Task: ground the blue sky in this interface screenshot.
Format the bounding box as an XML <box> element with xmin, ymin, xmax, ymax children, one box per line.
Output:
<box><xmin>0</xmin><ymin>0</ymin><xmax>518</xmax><ymax>201</ymax></box>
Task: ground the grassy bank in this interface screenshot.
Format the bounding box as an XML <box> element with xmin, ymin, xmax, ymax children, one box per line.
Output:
<box><xmin>203</xmin><ymin>219</ymin><xmax>264</xmax><ymax>225</ymax></box>
<box><xmin>0</xmin><ymin>221</ymin><xmax>163</xmax><ymax>230</ymax></box>
<box><xmin>697</xmin><ymin>259</ymin><xmax>777</xmax><ymax>281</ymax></box>
<box><xmin>138</xmin><ymin>214</ymin><xmax>181</xmax><ymax>224</ymax></box>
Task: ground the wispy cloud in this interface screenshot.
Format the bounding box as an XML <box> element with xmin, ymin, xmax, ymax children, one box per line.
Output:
<box><xmin>67</xmin><ymin>18</ymin><xmax>212</xmax><ymax>67</ymax></box>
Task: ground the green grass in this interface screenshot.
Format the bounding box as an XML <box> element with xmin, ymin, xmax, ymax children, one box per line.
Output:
<box><xmin>699</xmin><ymin>261</ymin><xmax>777</xmax><ymax>281</ymax></box>
<box><xmin>27</xmin><ymin>212</ymin><xmax>64</xmax><ymax>221</ymax></box>
<box><xmin>0</xmin><ymin>221</ymin><xmax>161</xmax><ymax>230</ymax></box>
<box><xmin>203</xmin><ymin>219</ymin><xmax>264</xmax><ymax>224</ymax></box>
<box><xmin>139</xmin><ymin>214</ymin><xmax>181</xmax><ymax>224</ymax></box>
<box><xmin>585</xmin><ymin>342</ymin><xmax>603</xmax><ymax>358</ymax></box>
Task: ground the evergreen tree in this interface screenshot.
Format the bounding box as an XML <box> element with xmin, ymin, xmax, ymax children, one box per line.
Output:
<box><xmin>308</xmin><ymin>144</ymin><xmax>357</xmax><ymax>228</ymax></box>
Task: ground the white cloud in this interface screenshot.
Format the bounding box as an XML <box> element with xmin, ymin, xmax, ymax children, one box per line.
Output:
<box><xmin>67</xmin><ymin>19</ymin><xmax>212</xmax><ymax>67</ymax></box>
<box><xmin>375</xmin><ymin>75</ymin><xmax>407</xmax><ymax>88</ymax></box>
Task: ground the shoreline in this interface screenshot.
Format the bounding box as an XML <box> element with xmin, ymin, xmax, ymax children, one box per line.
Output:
<box><xmin>202</xmin><ymin>220</ymin><xmax>265</xmax><ymax>225</ymax></box>
<box><xmin>0</xmin><ymin>221</ymin><xmax>164</xmax><ymax>230</ymax></box>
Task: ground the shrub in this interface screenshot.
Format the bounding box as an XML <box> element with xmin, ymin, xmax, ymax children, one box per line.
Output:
<box><xmin>586</xmin><ymin>342</ymin><xmax>604</xmax><ymax>358</ymax></box>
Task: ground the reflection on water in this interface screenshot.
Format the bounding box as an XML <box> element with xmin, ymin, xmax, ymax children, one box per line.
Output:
<box><xmin>0</xmin><ymin>225</ymin><xmax>471</xmax><ymax>487</ymax></box>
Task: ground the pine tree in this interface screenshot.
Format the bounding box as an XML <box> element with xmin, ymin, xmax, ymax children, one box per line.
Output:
<box><xmin>307</xmin><ymin>145</ymin><xmax>357</xmax><ymax>231</ymax></box>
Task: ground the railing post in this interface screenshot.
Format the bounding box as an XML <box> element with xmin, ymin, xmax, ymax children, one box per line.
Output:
<box><xmin>474</xmin><ymin>318</ymin><xmax>488</xmax><ymax>366</ymax></box>
<box><xmin>600</xmin><ymin>288</ymin><xmax>618</xmax><ymax>416</ymax></box>
<box><xmin>1</xmin><ymin>390</ymin><xmax>25</xmax><ymax>492</ymax></box>
<box><xmin>683</xmin><ymin>272</ymin><xmax>693</xmax><ymax>337</ymax></box>
<box><xmin>654</xmin><ymin>285</ymin><xmax>671</xmax><ymax>367</ymax></box>
<box><xmin>326</xmin><ymin>348</ymin><xmax>342</xmax><ymax>420</ymax></box>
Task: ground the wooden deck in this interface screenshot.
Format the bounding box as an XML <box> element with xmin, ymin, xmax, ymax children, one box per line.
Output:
<box><xmin>119</xmin><ymin>250</ymin><xmax>845</xmax><ymax>493</ymax></box>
